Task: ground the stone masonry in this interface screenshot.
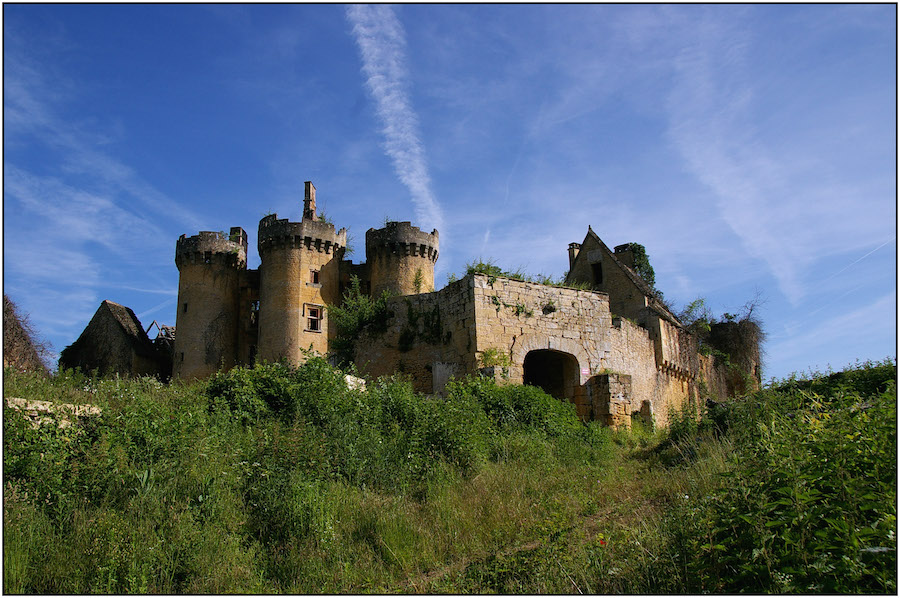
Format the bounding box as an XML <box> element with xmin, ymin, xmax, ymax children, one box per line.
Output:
<box><xmin>155</xmin><ymin>180</ymin><xmax>759</xmax><ymax>427</ymax></box>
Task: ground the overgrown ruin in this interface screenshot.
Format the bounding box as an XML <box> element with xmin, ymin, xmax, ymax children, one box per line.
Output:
<box><xmin>61</xmin><ymin>181</ymin><xmax>761</xmax><ymax>428</ymax></box>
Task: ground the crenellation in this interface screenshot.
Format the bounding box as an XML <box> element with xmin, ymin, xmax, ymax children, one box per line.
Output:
<box><xmin>167</xmin><ymin>181</ymin><xmax>759</xmax><ymax>428</ymax></box>
<box><xmin>175</xmin><ymin>229</ymin><xmax>248</xmax><ymax>270</ymax></box>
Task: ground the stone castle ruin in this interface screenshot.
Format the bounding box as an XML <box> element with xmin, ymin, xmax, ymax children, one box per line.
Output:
<box><xmin>63</xmin><ymin>181</ymin><xmax>760</xmax><ymax>428</ymax></box>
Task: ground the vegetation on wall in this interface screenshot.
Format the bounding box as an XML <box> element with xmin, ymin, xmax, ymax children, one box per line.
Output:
<box><xmin>397</xmin><ymin>299</ymin><xmax>444</xmax><ymax>353</ymax></box>
<box><xmin>327</xmin><ymin>276</ymin><xmax>393</xmax><ymax>366</ymax></box>
<box><xmin>622</xmin><ymin>242</ymin><xmax>655</xmax><ymax>288</ymax></box>
<box><xmin>454</xmin><ymin>259</ymin><xmax>591</xmax><ymax>290</ymax></box>
<box><xmin>3</xmin><ymin>359</ymin><xmax>894</xmax><ymax>594</ymax></box>
<box><xmin>678</xmin><ymin>295</ymin><xmax>766</xmax><ymax>381</ymax></box>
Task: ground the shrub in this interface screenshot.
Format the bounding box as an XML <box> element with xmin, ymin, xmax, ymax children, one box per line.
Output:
<box><xmin>681</xmin><ymin>361</ymin><xmax>897</xmax><ymax>593</ymax></box>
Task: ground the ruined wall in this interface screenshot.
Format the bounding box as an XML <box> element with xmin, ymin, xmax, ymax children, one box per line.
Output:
<box><xmin>256</xmin><ymin>214</ymin><xmax>347</xmax><ymax>364</ymax></box>
<box><xmin>354</xmin><ymin>276</ymin><xmax>476</xmax><ymax>393</ymax></box>
<box><xmin>354</xmin><ymin>273</ymin><xmax>711</xmax><ymax>425</ymax></box>
<box><xmin>173</xmin><ymin>229</ymin><xmax>247</xmax><ymax>380</ymax></box>
<box><xmin>61</xmin><ymin>301</ymin><xmax>161</xmax><ymax>379</ymax></box>
<box><xmin>604</xmin><ymin>315</ymin><xmax>704</xmax><ymax>427</ymax></box>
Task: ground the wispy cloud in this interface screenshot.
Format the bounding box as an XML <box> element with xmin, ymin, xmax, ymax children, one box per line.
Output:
<box><xmin>662</xmin><ymin>9</ymin><xmax>895</xmax><ymax>305</ymax></box>
<box><xmin>4</xmin><ymin>29</ymin><xmax>197</xmax><ymax>346</ymax></box>
<box><xmin>4</xmin><ymin>32</ymin><xmax>203</xmax><ymax>232</ymax></box>
<box><xmin>768</xmin><ymin>293</ymin><xmax>896</xmax><ymax>375</ymax></box>
<box><xmin>346</xmin><ymin>5</ymin><xmax>444</xmax><ymax>233</ymax></box>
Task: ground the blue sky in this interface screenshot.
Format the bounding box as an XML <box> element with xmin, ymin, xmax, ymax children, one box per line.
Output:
<box><xmin>4</xmin><ymin>4</ymin><xmax>896</xmax><ymax>381</ymax></box>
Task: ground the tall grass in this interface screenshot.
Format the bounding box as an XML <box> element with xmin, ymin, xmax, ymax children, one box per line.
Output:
<box><xmin>3</xmin><ymin>358</ymin><xmax>895</xmax><ymax>593</ymax></box>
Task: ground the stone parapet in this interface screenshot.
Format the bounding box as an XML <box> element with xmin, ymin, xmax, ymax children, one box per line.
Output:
<box><xmin>365</xmin><ymin>221</ymin><xmax>439</xmax><ymax>262</ymax></box>
<box><xmin>175</xmin><ymin>228</ymin><xmax>247</xmax><ymax>270</ymax></box>
<box><xmin>257</xmin><ymin>214</ymin><xmax>347</xmax><ymax>255</ymax></box>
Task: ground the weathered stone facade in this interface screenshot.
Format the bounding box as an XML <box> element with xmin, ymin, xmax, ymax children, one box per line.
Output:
<box><xmin>170</xmin><ymin>181</ymin><xmax>439</xmax><ymax>381</ymax></box>
<box><xmin>60</xmin><ymin>300</ymin><xmax>165</xmax><ymax>379</ymax></box>
<box><xmin>350</xmin><ymin>272</ymin><xmax>745</xmax><ymax>428</ymax></box>
<box><xmin>153</xmin><ymin>180</ymin><xmax>759</xmax><ymax>426</ymax></box>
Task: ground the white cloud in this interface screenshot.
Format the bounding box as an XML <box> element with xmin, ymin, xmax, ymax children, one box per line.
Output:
<box><xmin>662</xmin><ymin>9</ymin><xmax>895</xmax><ymax>306</ymax></box>
<box><xmin>3</xmin><ymin>32</ymin><xmax>198</xmax><ymax>349</ymax></box>
<box><xmin>767</xmin><ymin>293</ymin><xmax>896</xmax><ymax>377</ymax></box>
<box><xmin>346</xmin><ymin>5</ymin><xmax>445</xmax><ymax>233</ymax></box>
<box><xmin>4</xmin><ymin>37</ymin><xmax>203</xmax><ymax>232</ymax></box>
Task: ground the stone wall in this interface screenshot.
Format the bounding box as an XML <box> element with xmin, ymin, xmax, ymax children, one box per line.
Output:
<box><xmin>354</xmin><ymin>277</ymin><xmax>476</xmax><ymax>394</ymax></box>
<box><xmin>472</xmin><ymin>274</ymin><xmax>610</xmax><ymax>385</ymax></box>
<box><xmin>354</xmin><ymin>273</ymin><xmax>713</xmax><ymax>426</ymax></box>
<box><xmin>365</xmin><ymin>222</ymin><xmax>439</xmax><ymax>297</ymax></box>
<box><xmin>256</xmin><ymin>213</ymin><xmax>347</xmax><ymax>365</ymax></box>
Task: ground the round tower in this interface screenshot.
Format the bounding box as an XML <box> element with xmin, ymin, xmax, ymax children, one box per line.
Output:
<box><xmin>366</xmin><ymin>221</ymin><xmax>439</xmax><ymax>297</ymax></box>
<box><xmin>256</xmin><ymin>182</ymin><xmax>347</xmax><ymax>365</ymax></box>
<box><xmin>173</xmin><ymin>227</ymin><xmax>247</xmax><ymax>380</ymax></box>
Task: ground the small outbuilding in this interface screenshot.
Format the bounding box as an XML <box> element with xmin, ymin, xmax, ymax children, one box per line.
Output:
<box><xmin>59</xmin><ymin>300</ymin><xmax>167</xmax><ymax>378</ymax></box>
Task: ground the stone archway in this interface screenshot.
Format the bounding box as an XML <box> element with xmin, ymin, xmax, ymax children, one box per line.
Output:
<box><xmin>509</xmin><ymin>332</ymin><xmax>592</xmax><ymax>386</ymax></box>
<box><xmin>523</xmin><ymin>349</ymin><xmax>580</xmax><ymax>403</ymax></box>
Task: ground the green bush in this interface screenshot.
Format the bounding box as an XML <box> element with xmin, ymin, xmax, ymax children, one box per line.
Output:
<box><xmin>680</xmin><ymin>361</ymin><xmax>897</xmax><ymax>593</ymax></box>
<box><xmin>446</xmin><ymin>376</ymin><xmax>582</xmax><ymax>437</ymax></box>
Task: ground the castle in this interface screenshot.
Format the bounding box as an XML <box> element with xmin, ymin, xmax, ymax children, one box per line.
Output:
<box><xmin>168</xmin><ymin>181</ymin><xmax>760</xmax><ymax>428</ymax></box>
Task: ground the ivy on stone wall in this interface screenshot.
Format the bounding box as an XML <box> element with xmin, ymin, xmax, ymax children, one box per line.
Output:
<box><xmin>328</xmin><ymin>276</ymin><xmax>393</xmax><ymax>366</ymax></box>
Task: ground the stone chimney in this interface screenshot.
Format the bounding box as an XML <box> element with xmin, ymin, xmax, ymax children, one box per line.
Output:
<box><xmin>568</xmin><ymin>242</ymin><xmax>581</xmax><ymax>270</ymax></box>
<box><xmin>613</xmin><ymin>244</ymin><xmax>635</xmax><ymax>269</ymax></box>
<box><xmin>303</xmin><ymin>181</ymin><xmax>317</xmax><ymax>221</ymax></box>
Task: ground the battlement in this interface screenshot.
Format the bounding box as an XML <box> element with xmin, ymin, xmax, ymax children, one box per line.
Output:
<box><xmin>365</xmin><ymin>221</ymin><xmax>439</xmax><ymax>262</ymax></box>
<box><xmin>257</xmin><ymin>213</ymin><xmax>348</xmax><ymax>255</ymax></box>
<box><xmin>175</xmin><ymin>227</ymin><xmax>247</xmax><ymax>269</ymax></box>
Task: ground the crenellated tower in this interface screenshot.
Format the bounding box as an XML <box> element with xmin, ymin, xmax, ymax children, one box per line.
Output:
<box><xmin>173</xmin><ymin>227</ymin><xmax>247</xmax><ymax>380</ymax></box>
<box><xmin>366</xmin><ymin>221</ymin><xmax>439</xmax><ymax>297</ymax></box>
<box><xmin>256</xmin><ymin>181</ymin><xmax>347</xmax><ymax>364</ymax></box>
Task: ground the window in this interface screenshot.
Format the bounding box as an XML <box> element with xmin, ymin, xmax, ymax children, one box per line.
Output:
<box><xmin>591</xmin><ymin>262</ymin><xmax>603</xmax><ymax>285</ymax></box>
<box><xmin>310</xmin><ymin>270</ymin><xmax>320</xmax><ymax>284</ymax></box>
<box><xmin>306</xmin><ymin>304</ymin><xmax>323</xmax><ymax>332</ymax></box>
<box><xmin>249</xmin><ymin>300</ymin><xmax>260</xmax><ymax>326</ymax></box>
<box><xmin>183</xmin><ymin>303</ymin><xmax>188</xmax><ymax>314</ymax></box>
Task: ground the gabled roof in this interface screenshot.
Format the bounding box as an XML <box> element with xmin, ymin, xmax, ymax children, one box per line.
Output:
<box><xmin>98</xmin><ymin>300</ymin><xmax>158</xmax><ymax>357</ymax></box>
<box><xmin>583</xmin><ymin>227</ymin><xmax>683</xmax><ymax>327</ymax></box>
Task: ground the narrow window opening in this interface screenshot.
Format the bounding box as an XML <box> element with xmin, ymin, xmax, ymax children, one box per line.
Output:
<box><xmin>249</xmin><ymin>300</ymin><xmax>260</xmax><ymax>326</ymax></box>
<box><xmin>183</xmin><ymin>302</ymin><xmax>188</xmax><ymax>314</ymax></box>
<box><xmin>591</xmin><ymin>262</ymin><xmax>603</xmax><ymax>285</ymax></box>
<box><xmin>310</xmin><ymin>270</ymin><xmax>320</xmax><ymax>284</ymax></box>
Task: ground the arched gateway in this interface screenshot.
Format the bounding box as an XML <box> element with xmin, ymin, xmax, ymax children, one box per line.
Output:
<box><xmin>523</xmin><ymin>349</ymin><xmax>581</xmax><ymax>403</ymax></box>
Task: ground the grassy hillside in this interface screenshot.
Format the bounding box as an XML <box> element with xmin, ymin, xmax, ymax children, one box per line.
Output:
<box><xmin>4</xmin><ymin>358</ymin><xmax>895</xmax><ymax>593</ymax></box>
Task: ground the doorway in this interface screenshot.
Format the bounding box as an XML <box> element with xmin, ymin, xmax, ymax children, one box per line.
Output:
<box><xmin>523</xmin><ymin>349</ymin><xmax>580</xmax><ymax>402</ymax></box>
